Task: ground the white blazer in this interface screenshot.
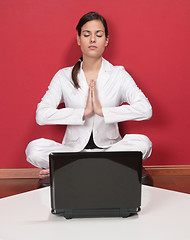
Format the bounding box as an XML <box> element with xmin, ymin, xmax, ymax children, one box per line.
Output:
<box><xmin>36</xmin><ymin>58</ymin><xmax>152</xmax><ymax>151</ymax></box>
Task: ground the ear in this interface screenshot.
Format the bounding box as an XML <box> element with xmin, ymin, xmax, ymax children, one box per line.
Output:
<box><xmin>105</xmin><ymin>35</ymin><xmax>109</xmax><ymax>47</ymax></box>
<box><xmin>77</xmin><ymin>35</ymin><xmax>81</xmax><ymax>46</ymax></box>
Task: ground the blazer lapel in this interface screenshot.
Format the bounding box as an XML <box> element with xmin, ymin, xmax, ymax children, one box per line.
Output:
<box><xmin>97</xmin><ymin>58</ymin><xmax>112</xmax><ymax>88</ymax></box>
<box><xmin>78</xmin><ymin>62</ymin><xmax>89</xmax><ymax>92</ymax></box>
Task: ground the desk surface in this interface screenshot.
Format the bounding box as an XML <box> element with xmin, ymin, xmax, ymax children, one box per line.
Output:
<box><xmin>0</xmin><ymin>186</ymin><xmax>189</xmax><ymax>240</ymax></box>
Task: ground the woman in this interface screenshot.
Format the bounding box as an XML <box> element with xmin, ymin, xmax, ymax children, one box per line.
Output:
<box><xmin>26</xmin><ymin>12</ymin><xmax>152</xmax><ymax>179</ymax></box>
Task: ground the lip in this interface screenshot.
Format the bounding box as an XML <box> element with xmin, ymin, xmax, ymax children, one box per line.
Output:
<box><xmin>88</xmin><ymin>45</ymin><xmax>97</xmax><ymax>49</ymax></box>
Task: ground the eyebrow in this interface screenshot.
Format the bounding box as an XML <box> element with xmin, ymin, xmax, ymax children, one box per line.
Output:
<box><xmin>82</xmin><ymin>30</ymin><xmax>104</xmax><ymax>33</ymax></box>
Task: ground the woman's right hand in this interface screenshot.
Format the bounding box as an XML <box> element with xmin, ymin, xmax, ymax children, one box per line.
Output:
<box><xmin>83</xmin><ymin>83</ymin><xmax>94</xmax><ymax>119</ymax></box>
<box><xmin>83</xmin><ymin>80</ymin><xmax>103</xmax><ymax>120</ymax></box>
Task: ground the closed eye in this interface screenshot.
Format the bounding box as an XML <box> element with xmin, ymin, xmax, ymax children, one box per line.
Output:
<box><xmin>82</xmin><ymin>30</ymin><xmax>104</xmax><ymax>38</ymax></box>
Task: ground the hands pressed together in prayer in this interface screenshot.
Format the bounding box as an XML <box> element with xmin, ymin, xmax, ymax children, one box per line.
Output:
<box><xmin>83</xmin><ymin>80</ymin><xmax>103</xmax><ymax>119</ymax></box>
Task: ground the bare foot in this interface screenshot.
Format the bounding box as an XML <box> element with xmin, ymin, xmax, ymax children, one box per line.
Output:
<box><xmin>39</xmin><ymin>168</ymin><xmax>50</xmax><ymax>179</ymax></box>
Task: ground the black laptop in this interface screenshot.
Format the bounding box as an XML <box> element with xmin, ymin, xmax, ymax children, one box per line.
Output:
<box><xmin>49</xmin><ymin>151</ymin><xmax>142</xmax><ymax>219</ymax></box>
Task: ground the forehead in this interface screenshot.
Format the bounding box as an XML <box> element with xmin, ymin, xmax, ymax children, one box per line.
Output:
<box><xmin>81</xmin><ymin>20</ymin><xmax>105</xmax><ymax>32</ymax></box>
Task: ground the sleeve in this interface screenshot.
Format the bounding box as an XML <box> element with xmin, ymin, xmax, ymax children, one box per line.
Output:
<box><xmin>102</xmin><ymin>69</ymin><xmax>152</xmax><ymax>124</ymax></box>
<box><xmin>36</xmin><ymin>70</ymin><xmax>85</xmax><ymax>126</ymax></box>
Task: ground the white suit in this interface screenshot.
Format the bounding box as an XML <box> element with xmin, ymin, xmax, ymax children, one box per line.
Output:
<box><xmin>26</xmin><ymin>59</ymin><xmax>152</xmax><ymax>168</ymax></box>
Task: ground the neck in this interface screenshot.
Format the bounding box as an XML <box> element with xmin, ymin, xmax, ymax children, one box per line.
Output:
<box><xmin>82</xmin><ymin>56</ymin><xmax>102</xmax><ymax>72</ymax></box>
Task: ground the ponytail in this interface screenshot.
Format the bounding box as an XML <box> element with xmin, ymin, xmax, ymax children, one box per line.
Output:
<box><xmin>71</xmin><ymin>56</ymin><xmax>83</xmax><ymax>88</ymax></box>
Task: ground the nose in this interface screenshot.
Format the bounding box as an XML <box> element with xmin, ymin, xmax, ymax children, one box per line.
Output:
<box><xmin>90</xmin><ymin>34</ymin><xmax>96</xmax><ymax>43</ymax></box>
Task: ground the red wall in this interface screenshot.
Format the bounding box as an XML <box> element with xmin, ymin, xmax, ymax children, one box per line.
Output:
<box><xmin>1</xmin><ymin>0</ymin><xmax>190</xmax><ymax>168</ymax></box>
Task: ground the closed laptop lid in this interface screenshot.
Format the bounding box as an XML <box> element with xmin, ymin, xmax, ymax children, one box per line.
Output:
<box><xmin>49</xmin><ymin>151</ymin><xmax>142</xmax><ymax>218</ymax></box>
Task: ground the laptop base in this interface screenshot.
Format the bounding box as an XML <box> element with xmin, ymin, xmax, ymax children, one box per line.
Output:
<box><xmin>52</xmin><ymin>208</ymin><xmax>140</xmax><ymax>219</ymax></box>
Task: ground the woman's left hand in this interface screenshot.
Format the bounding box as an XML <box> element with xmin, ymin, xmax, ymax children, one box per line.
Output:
<box><xmin>90</xmin><ymin>80</ymin><xmax>103</xmax><ymax>117</ymax></box>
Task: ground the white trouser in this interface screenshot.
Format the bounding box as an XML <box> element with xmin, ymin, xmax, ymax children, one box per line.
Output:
<box><xmin>25</xmin><ymin>134</ymin><xmax>152</xmax><ymax>169</ymax></box>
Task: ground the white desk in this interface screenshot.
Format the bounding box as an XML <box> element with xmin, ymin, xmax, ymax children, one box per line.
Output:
<box><xmin>0</xmin><ymin>186</ymin><xmax>189</xmax><ymax>240</ymax></box>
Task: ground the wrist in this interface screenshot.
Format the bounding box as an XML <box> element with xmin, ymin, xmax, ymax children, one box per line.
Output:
<box><xmin>83</xmin><ymin>107</ymin><xmax>92</xmax><ymax>119</ymax></box>
<box><xmin>96</xmin><ymin>107</ymin><xmax>103</xmax><ymax>117</ymax></box>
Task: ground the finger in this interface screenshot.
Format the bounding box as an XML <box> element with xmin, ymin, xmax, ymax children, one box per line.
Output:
<box><xmin>88</xmin><ymin>85</ymin><xmax>93</xmax><ymax>98</ymax></box>
<box><xmin>40</xmin><ymin>169</ymin><xmax>50</xmax><ymax>175</ymax></box>
<box><xmin>39</xmin><ymin>173</ymin><xmax>50</xmax><ymax>179</ymax></box>
<box><xmin>86</xmin><ymin>84</ymin><xmax>91</xmax><ymax>99</ymax></box>
<box><xmin>90</xmin><ymin>80</ymin><xmax>95</xmax><ymax>89</ymax></box>
<box><xmin>39</xmin><ymin>169</ymin><xmax>50</xmax><ymax>179</ymax></box>
<box><xmin>91</xmin><ymin>82</ymin><xmax>95</xmax><ymax>98</ymax></box>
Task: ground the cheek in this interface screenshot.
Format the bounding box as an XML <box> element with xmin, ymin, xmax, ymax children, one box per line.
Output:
<box><xmin>99</xmin><ymin>41</ymin><xmax>107</xmax><ymax>50</ymax></box>
<box><xmin>79</xmin><ymin>39</ymin><xmax>88</xmax><ymax>48</ymax></box>
<box><xmin>99</xmin><ymin>38</ymin><xmax>108</xmax><ymax>47</ymax></box>
<box><xmin>80</xmin><ymin>43</ymin><xmax>87</xmax><ymax>53</ymax></box>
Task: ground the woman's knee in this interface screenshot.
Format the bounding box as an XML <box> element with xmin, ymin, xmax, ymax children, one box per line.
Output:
<box><xmin>136</xmin><ymin>135</ymin><xmax>152</xmax><ymax>160</ymax></box>
<box><xmin>138</xmin><ymin>135</ymin><xmax>152</xmax><ymax>150</ymax></box>
<box><xmin>123</xmin><ymin>134</ymin><xmax>152</xmax><ymax>159</ymax></box>
<box><xmin>25</xmin><ymin>138</ymin><xmax>48</xmax><ymax>168</ymax></box>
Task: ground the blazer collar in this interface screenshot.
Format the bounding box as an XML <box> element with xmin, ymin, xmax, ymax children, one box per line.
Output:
<box><xmin>98</xmin><ymin>58</ymin><xmax>112</xmax><ymax>87</ymax></box>
<box><xmin>79</xmin><ymin>58</ymin><xmax>112</xmax><ymax>72</ymax></box>
<box><xmin>101</xmin><ymin>58</ymin><xmax>112</xmax><ymax>72</ymax></box>
<box><xmin>78</xmin><ymin>58</ymin><xmax>112</xmax><ymax>88</ymax></box>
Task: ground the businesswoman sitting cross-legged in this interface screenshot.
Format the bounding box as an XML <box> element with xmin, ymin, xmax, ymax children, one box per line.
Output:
<box><xmin>25</xmin><ymin>11</ymin><xmax>152</xmax><ymax>180</ymax></box>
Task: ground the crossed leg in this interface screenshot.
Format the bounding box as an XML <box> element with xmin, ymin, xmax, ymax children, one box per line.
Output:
<box><xmin>26</xmin><ymin>134</ymin><xmax>152</xmax><ymax>179</ymax></box>
<box><xmin>25</xmin><ymin>138</ymin><xmax>77</xmax><ymax>179</ymax></box>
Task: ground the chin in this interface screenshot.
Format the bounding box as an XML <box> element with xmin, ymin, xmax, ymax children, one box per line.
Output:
<box><xmin>85</xmin><ymin>52</ymin><xmax>104</xmax><ymax>59</ymax></box>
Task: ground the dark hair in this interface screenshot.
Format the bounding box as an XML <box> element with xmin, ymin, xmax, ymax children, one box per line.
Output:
<box><xmin>71</xmin><ymin>12</ymin><xmax>109</xmax><ymax>88</ymax></box>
